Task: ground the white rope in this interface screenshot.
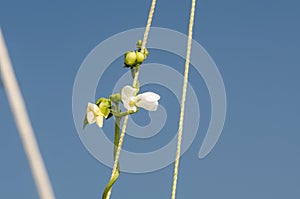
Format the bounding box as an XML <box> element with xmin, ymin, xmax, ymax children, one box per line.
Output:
<box><xmin>105</xmin><ymin>1</ymin><xmax>157</xmax><ymax>198</ymax></box>
<box><xmin>171</xmin><ymin>0</ymin><xmax>196</xmax><ymax>198</ymax></box>
<box><xmin>0</xmin><ymin>28</ymin><xmax>56</xmax><ymax>199</ymax></box>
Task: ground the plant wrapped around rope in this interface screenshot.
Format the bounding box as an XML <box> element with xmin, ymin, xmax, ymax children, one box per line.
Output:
<box><xmin>83</xmin><ymin>1</ymin><xmax>157</xmax><ymax>199</ymax></box>
<box><xmin>83</xmin><ymin>40</ymin><xmax>160</xmax><ymax>199</ymax></box>
<box><xmin>84</xmin><ymin>0</ymin><xmax>197</xmax><ymax>198</ymax></box>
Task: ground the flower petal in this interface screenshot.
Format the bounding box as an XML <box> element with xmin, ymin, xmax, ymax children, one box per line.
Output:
<box><xmin>121</xmin><ymin>85</ymin><xmax>137</xmax><ymax>100</ymax></box>
<box><xmin>122</xmin><ymin>98</ymin><xmax>137</xmax><ymax>111</ymax></box>
<box><xmin>135</xmin><ymin>92</ymin><xmax>160</xmax><ymax>111</ymax></box>
<box><xmin>96</xmin><ymin>116</ymin><xmax>104</xmax><ymax>128</ymax></box>
<box><xmin>121</xmin><ymin>85</ymin><xmax>138</xmax><ymax>111</ymax></box>
<box><xmin>136</xmin><ymin>92</ymin><xmax>160</xmax><ymax>102</ymax></box>
<box><xmin>87</xmin><ymin>103</ymin><xmax>101</xmax><ymax>115</ymax></box>
<box><xmin>126</xmin><ymin>104</ymin><xmax>137</xmax><ymax>112</ymax></box>
<box><xmin>87</xmin><ymin>111</ymin><xmax>96</xmax><ymax>124</ymax></box>
<box><xmin>136</xmin><ymin>100</ymin><xmax>158</xmax><ymax>111</ymax></box>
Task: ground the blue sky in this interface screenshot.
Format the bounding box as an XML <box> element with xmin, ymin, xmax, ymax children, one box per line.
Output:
<box><xmin>0</xmin><ymin>0</ymin><xmax>299</xmax><ymax>198</ymax></box>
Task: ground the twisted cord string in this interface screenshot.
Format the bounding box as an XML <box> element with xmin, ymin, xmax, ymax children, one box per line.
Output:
<box><xmin>171</xmin><ymin>0</ymin><xmax>196</xmax><ymax>199</ymax></box>
<box><xmin>0</xmin><ymin>28</ymin><xmax>56</xmax><ymax>199</ymax></box>
<box><xmin>105</xmin><ymin>1</ymin><xmax>157</xmax><ymax>198</ymax></box>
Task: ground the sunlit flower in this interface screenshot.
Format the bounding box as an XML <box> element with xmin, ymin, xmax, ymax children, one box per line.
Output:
<box><xmin>86</xmin><ymin>103</ymin><xmax>104</xmax><ymax>127</ymax></box>
<box><xmin>85</xmin><ymin>100</ymin><xmax>111</xmax><ymax>128</ymax></box>
<box><xmin>121</xmin><ymin>85</ymin><xmax>160</xmax><ymax>112</ymax></box>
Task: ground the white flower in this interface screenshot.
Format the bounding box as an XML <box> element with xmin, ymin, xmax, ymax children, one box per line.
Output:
<box><xmin>121</xmin><ymin>85</ymin><xmax>160</xmax><ymax>112</ymax></box>
<box><xmin>86</xmin><ymin>103</ymin><xmax>104</xmax><ymax>128</ymax></box>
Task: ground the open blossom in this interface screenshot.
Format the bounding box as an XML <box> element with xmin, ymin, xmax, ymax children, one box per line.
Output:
<box><xmin>86</xmin><ymin>103</ymin><xmax>104</xmax><ymax>128</ymax></box>
<box><xmin>85</xmin><ymin>99</ymin><xmax>110</xmax><ymax>128</ymax></box>
<box><xmin>121</xmin><ymin>85</ymin><xmax>160</xmax><ymax>112</ymax></box>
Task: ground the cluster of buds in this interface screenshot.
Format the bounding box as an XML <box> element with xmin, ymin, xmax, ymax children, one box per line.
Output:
<box><xmin>84</xmin><ymin>40</ymin><xmax>159</xmax><ymax>129</ymax></box>
<box><xmin>124</xmin><ymin>40</ymin><xmax>149</xmax><ymax>68</ymax></box>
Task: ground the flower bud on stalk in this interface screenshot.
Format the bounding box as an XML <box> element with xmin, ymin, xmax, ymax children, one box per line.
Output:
<box><xmin>110</xmin><ymin>93</ymin><xmax>121</xmax><ymax>103</ymax></box>
<box><xmin>136</xmin><ymin>40</ymin><xmax>142</xmax><ymax>49</ymax></box>
<box><xmin>124</xmin><ymin>51</ymin><xmax>137</xmax><ymax>66</ymax></box>
<box><xmin>136</xmin><ymin>51</ymin><xmax>145</xmax><ymax>64</ymax></box>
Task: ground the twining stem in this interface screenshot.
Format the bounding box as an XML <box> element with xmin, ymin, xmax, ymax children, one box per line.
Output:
<box><xmin>114</xmin><ymin>123</ymin><xmax>120</xmax><ymax>155</ymax></box>
<box><xmin>102</xmin><ymin>103</ymin><xmax>121</xmax><ymax>199</ymax></box>
<box><xmin>113</xmin><ymin>103</ymin><xmax>121</xmax><ymax>159</ymax></box>
<box><xmin>101</xmin><ymin>169</ymin><xmax>119</xmax><ymax>199</ymax></box>
<box><xmin>106</xmin><ymin>1</ymin><xmax>157</xmax><ymax>198</ymax></box>
<box><xmin>111</xmin><ymin>110</ymin><xmax>134</xmax><ymax>118</ymax></box>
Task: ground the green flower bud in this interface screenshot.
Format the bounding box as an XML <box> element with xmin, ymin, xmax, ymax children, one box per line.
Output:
<box><xmin>136</xmin><ymin>40</ymin><xmax>142</xmax><ymax>49</ymax></box>
<box><xmin>124</xmin><ymin>51</ymin><xmax>137</xmax><ymax>66</ymax></box>
<box><xmin>110</xmin><ymin>93</ymin><xmax>121</xmax><ymax>103</ymax></box>
<box><xmin>136</xmin><ymin>51</ymin><xmax>145</xmax><ymax>63</ymax></box>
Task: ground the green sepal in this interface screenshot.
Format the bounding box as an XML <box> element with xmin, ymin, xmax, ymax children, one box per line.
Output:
<box><xmin>95</xmin><ymin>98</ymin><xmax>112</xmax><ymax>118</ymax></box>
<box><xmin>83</xmin><ymin>114</ymin><xmax>88</xmax><ymax>129</ymax></box>
<box><xmin>123</xmin><ymin>64</ymin><xmax>131</xmax><ymax>68</ymax></box>
<box><xmin>96</xmin><ymin>97</ymin><xmax>106</xmax><ymax>106</ymax></box>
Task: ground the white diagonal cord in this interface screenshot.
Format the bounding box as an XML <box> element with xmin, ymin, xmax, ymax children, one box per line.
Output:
<box><xmin>171</xmin><ymin>0</ymin><xmax>196</xmax><ymax>199</ymax></box>
<box><xmin>0</xmin><ymin>28</ymin><xmax>56</xmax><ymax>199</ymax></box>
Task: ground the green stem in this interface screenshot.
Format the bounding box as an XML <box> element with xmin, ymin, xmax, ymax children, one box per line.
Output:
<box><xmin>114</xmin><ymin>118</ymin><xmax>120</xmax><ymax>157</ymax></box>
<box><xmin>102</xmin><ymin>169</ymin><xmax>120</xmax><ymax>199</ymax></box>
<box><xmin>111</xmin><ymin>110</ymin><xmax>135</xmax><ymax>117</ymax></box>
<box><xmin>102</xmin><ymin>103</ymin><xmax>121</xmax><ymax>199</ymax></box>
<box><xmin>113</xmin><ymin>104</ymin><xmax>121</xmax><ymax>174</ymax></box>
